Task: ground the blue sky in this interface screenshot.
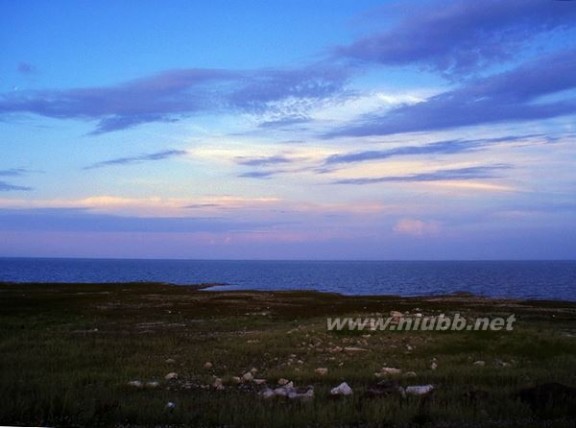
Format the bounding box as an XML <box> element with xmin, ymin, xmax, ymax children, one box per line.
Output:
<box><xmin>1</xmin><ymin>0</ymin><xmax>575</xmax><ymax>260</ymax></box>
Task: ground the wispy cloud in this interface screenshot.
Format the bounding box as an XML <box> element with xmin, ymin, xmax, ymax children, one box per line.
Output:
<box><xmin>0</xmin><ymin>181</ymin><xmax>32</xmax><ymax>191</ymax></box>
<box><xmin>335</xmin><ymin>0</ymin><xmax>576</xmax><ymax>76</ymax></box>
<box><xmin>333</xmin><ymin>164</ymin><xmax>511</xmax><ymax>185</ymax></box>
<box><xmin>84</xmin><ymin>149</ymin><xmax>187</xmax><ymax>170</ymax></box>
<box><xmin>327</xmin><ymin>48</ymin><xmax>576</xmax><ymax>137</ymax></box>
<box><xmin>0</xmin><ymin>169</ymin><xmax>33</xmax><ymax>191</ymax></box>
<box><xmin>0</xmin><ymin>65</ymin><xmax>350</xmax><ymax>134</ymax></box>
<box><xmin>0</xmin><ymin>168</ymin><xmax>30</xmax><ymax>176</ymax></box>
<box><xmin>235</xmin><ymin>155</ymin><xmax>295</xmax><ymax>167</ymax></box>
<box><xmin>324</xmin><ymin>135</ymin><xmax>542</xmax><ymax>165</ymax></box>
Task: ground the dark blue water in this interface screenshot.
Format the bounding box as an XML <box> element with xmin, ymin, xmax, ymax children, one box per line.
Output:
<box><xmin>0</xmin><ymin>258</ymin><xmax>574</xmax><ymax>301</ymax></box>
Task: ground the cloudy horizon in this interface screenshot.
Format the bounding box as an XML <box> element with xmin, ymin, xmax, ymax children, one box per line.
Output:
<box><xmin>1</xmin><ymin>0</ymin><xmax>575</xmax><ymax>260</ymax></box>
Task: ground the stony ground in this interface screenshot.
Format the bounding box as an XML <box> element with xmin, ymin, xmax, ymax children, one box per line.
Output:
<box><xmin>1</xmin><ymin>282</ymin><xmax>575</xmax><ymax>427</ymax></box>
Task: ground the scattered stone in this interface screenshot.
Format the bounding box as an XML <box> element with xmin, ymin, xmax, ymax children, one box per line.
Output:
<box><xmin>165</xmin><ymin>372</ymin><xmax>178</xmax><ymax>381</ymax></box>
<box><xmin>278</xmin><ymin>378</ymin><xmax>290</xmax><ymax>386</ymax></box>
<box><xmin>315</xmin><ymin>367</ymin><xmax>328</xmax><ymax>376</ymax></box>
<box><xmin>329</xmin><ymin>346</ymin><xmax>343</xmax><ymax>353</ymax></box>
<box><xmin>250</xmin><ymin>367</ymin><xmax>258</xmax><ymax>374</ymax></box>
<box><xmin>405</xmin><ymin>384</ymin><xmax>435</xmax><ymax>396</ymax></box>
<box><xmin>242</xmin><ymin>372</ymin><xmax>254</xmax><ymax>382</ymax></box>
<box><xmin>127</xmin><ymin>380</ymin><xmax>143</xmax><ymax>388</ymax></box>
<box><xmin>146</xmin><ymin>381</ymin><xmax>159</xmax><ymax>389</ymax></box>
<box><xmin>273</xmin><ymin>386</ymin><xmax>289</xmax><ymax>397</ymax></box>
<box><xmin>330</xmin><ymin>382</ymin><xmax>353</xmax><ymax>396</ymax></box>
<box><xmin>212</xmin><ymin>378</ymin><xmax>224</xmax><ymax>390</ymax></box>
<box><xmin>260</xmin><ymin>388</ymin><xmax>275</xmax><ymax>399</ymax></box>
<box><xmin>165</xmin><ymin>358</ymin><xmax>176</xmax><ymax>364</ymax></box>
<box><xmin>381</xmin><ymin>367</ymin><xmax>402</xmax><ymax>376</ymax></box>
<box><xmin>430</xmin><ymin>361</ymin><xmax>438</xmax><ymax>371</ymax></box>
<box><xmin>165</xmin><ymin>402</ymin><xmax>176</xmax><ymax>410</ymax></box>
<box><xmin>203</xmin><ymin>361</ymin><xmax>213</xmax><ymax>369</ymax></box>
<box><xmin>231</xmin><ymin>376</ymin><xmax>242</xmax><ymax>384</ymax></box>
<box><xmin>403</xmin><ymin>371</ymin><xmax>417</xmax><ymax>379</ymax></box>
<box><xmin>288</xmin><ymin>386</ymin><xmax>314</xmax><ymax>401</ymax></box>
<box><xmin>343</xmin><ymin>346</ymin><xmax>368</xmax><ymax>353</ymax></box>
<box><xmin>473</xmin><ymin>360</ymin><xmax>486</xmax><ymax>367</ymax></box>
<box><xmin>253</xmin><ymin>379</ymin><xmax>267</xmax><ymax>385</ymax></box>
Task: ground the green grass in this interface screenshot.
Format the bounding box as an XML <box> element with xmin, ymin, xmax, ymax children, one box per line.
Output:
<box><xmin>1</xmin><ymin>282</ymin><xmax>575</xmax><ymax>427</ymax></box>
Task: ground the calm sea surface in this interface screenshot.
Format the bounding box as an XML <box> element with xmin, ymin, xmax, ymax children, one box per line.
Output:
<box><xmin>0</xmin><ymin>258</ymin><xmax>574</xmax><ymax>301</ymax></box>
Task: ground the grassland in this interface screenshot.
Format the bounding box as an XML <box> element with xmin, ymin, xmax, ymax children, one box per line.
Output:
<box><xmin>1</xmin><ymin>282</ymin><xmax>575</xmax><ymax>427</ymax></box>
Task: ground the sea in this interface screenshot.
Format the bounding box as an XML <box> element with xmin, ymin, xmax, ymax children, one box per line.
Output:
<box><xmin>0</xmin><ymin>258</ymin><xmax>575</xmax><ymax>301</ymax></box>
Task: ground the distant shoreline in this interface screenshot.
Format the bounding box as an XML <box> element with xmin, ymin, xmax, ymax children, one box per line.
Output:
<box><xmin>2</xmin><ymin>281</ymin><xmax>575</xmax><ymax>304</ymax></box>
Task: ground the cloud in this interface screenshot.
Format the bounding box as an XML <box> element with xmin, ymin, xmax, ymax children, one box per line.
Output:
<box><xmin>335</xmin><ymin>0</ymin><xmax>576</xmax><ymax>76</ymax></box>
<box><xmin>84</xmin><ymin>149</ymin><xmax>187</xmax><ymax>170</ymax></box>
<box><xmin>327</xmin><ymin>48</ymin><xmax>576</xmax><ymax>137</ymax></box>
<box><xmin>333</xmin><ymin>164</ymin><xmax>510</xmax><ymax>185</ymax></box>
<box><xmin>0</xmin><ymin>65</ymin><xmax>350</xmax><ymax>134</ymax></box>
<box><xmin>0</xmin><ymin>181</ymin><xmax>32</xmax><ymax>191</ymax></box>
<box><xmin>0</xmin><ymin>207</ymin><xmax>268</xmax><ymax>233</ymax></box>
<box><xmin>393</xmin><ymin>218</ymin><xmax>440</xmax><ymax>237</ymax></box>
<box><xmin>0</xmin><ymin>169</ymin><xmax>32</xmax><ymax>191</ymax></box>
<box><xmin>0</xmin><ymin>168</ymin><xmax>29</xmax><ymax>176</ymax></box>
<box><xmin>235</xmin><ymin>155</ymin><xmax>295</xmax><ymax>167</ymax></box>
<box><xmin>17</xmin><ymin>62</ymin><xmax>36</xmax><ymax>75</ymax></box>
<box><xmin>324</xmin><ymin>134</ymin><xmax>542</xmax><ymax>166</ymax></box>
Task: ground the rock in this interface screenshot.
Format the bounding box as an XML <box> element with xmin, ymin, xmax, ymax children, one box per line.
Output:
<box><xmin>164</xmin><ymin>372</ymin><xmax>178</xmax><ymax>381</ymax></box>
<box><xmin>146</xmin><ymin>381</ymin><xmax>159</xmax><ymax>389</ymax></box>
<box><xmin>343</xmin><ymin>346</ymin><xmax>368</xmax><ymax>353</ymax></box>
<box><xmin>315</xmin><ymin>367</ymin><xmax>328</xmax><ymax>376</ymax></box>
<box><xmin>403</xmin><ymin>371</ymin><xmax>417</xmax><ymax>379</ymax></box>
<box><xmin>405</xmin><ymin>384</ymin><xmax>435</xmax><ymax>396</ymax></box>
<box><xmin>288</xmin><ymin>386</ymin><xmax>314</xmax><ymax>401</ymax></box>
<box><xmin>273</xmin><ymin>386</ymin><xmax>289</xmax><ymax>397</ymax></box>
<box><xmin>253</xmin><ymin>379</ymin><xmax>267</xmax><ymax>385</ymax></box>
<box><xmin>260</xmin><ymin>388</ymin><xmax>275</xmax><ymax>399</ymax></box>
<box><xmin>127</xmin><ymin>380</ymin><xmax>143</xmax><ymax>388</ymax></box>
<box><xmin>473</xmin><ymin>360</ymin><xmax>486</xmax><ymax>367</ymax></box>
<box><xmin>165</xmin><ymin>358</ymin><xmax>176</xmax><ymax>364</ymax></box>
<box><xmin>381</xmin><ymin>367</ymin><xmax>402</xmax><ymax>375</ymax></box>
<box><xmin>165</xmin><ymin>401</ymin><xmax>176</xmax><ymax>410</ymax></box>
<box><xmin>203</xmin><ymin>361</ymin><xmax>213</xmax><ymax>369</ymax></box>
<box><xmin>430</xmin><ymin>361</ymin><xmax>438</xmax><ymax>370</ymax></box>
<box><xmin>278</xmin><ymin>378</ymin><xmax>290</xmax><ymax>386</ymax></box>
<box><xmin>242</xmin><ymin>372</ymin><xmax>254</xmax><ymax>382</ymax></box>
<box><xmin>212</xmin><ymin>378</ymin><xmax>224</xmax><ymax>390</ymax></box>
<box><xmin>330</xmin><ymin>382</ymin><xmax>353</xmax><ymax>396</ymax></box>
<box><xmin>231</xmin><ymin>376</ymin><xmax>242</xmax><ymax>384</ymax></box>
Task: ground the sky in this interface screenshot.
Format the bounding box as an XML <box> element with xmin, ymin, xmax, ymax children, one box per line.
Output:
<box><xmin>1</xmin><ymin>0</ymin><xmax>576</xmax><ymax>260</ymax></box>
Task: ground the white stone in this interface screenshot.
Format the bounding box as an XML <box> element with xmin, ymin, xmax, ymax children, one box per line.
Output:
<box><xmin>330</xmin><ymin>382</ymin><xmax>353</xmax><ymax>396</ymax></box>
<box><xmin>242</xmin><ymin>372</ymin><xmax>254</xmax><ymax>382</ymax></box>
<box><xmin>315</xmin><ymin>367</ymin><xmax>328</xmax><ymax>376</ymax></box>
<box><xmin>127</xmin><ymin>380</ymin><xmax>143</xmax><ymax>388</ymax></box>
<box><xmin>381</xmin><ymin>367</ymin><xmax>402</xmax><ymax>375</ymax></box>
<box><xmin>165</xmin><ymin>372</ymin><xmax>178</xmax><ymax>380</ymax></box>
<box><xmin>405</xmin><ymin>385</ymin><xmax>434</xmax><ymax>395</ymax></box>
